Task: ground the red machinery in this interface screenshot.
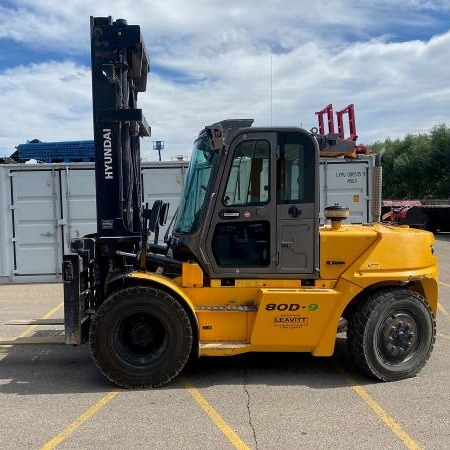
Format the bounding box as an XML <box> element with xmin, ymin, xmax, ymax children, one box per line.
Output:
<box><xmin>315</xmin><ymin>104</ymin><xmax>368</xmax><ymax>155</ymax></box>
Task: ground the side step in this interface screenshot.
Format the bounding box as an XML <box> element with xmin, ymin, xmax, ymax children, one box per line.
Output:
<box><xmin>0</xmin><ymin>335</ymin><xmax>66</xmax><ymax>345</ymax></box>
<box><xmin>200</xmin><ymin>341</ymin><xmax>251</xmax><ymax>356</ymax></box>
<box><xmin>5</xmin><ymin>319</ymin><xmax>64</xmax><ymax>326</ymax></box>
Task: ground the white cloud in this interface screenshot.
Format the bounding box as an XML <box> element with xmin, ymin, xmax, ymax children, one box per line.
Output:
<box><xmin>0</xmin><ymin>1</ymin><xmax>446</xmax><ymax>53</ymax></box>
<box><xmin>0</xmin><ymin>1</ymin><xmax>449</xmax><ymax>159</ymax></box>
<box><xmin>0</xmin><ymin>62</ymin><xmax>92</xmax><ymax>150</ymax></box>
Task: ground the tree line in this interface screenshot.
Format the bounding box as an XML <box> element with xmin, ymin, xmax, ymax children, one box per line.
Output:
<box><xmin>370</xmin><ymin>124</ymin><xmax>450</xmax><ymax>199</ymax></box>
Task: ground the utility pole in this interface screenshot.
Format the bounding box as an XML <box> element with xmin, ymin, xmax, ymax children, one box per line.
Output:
<box><xmin>153</xmin><ymin>141</ymin><xmax>164</xmax><ymax>161</ymax></box>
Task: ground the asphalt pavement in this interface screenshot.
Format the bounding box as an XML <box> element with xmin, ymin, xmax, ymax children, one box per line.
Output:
<box><xmin>0</xmin><ymin>234</ymin><xmax>449</xmax><ymax>449</ymax></box>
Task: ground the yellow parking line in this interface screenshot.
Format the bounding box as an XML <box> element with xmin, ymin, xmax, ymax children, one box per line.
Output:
<box><xmin>182</xmin><ymin>378</ymin><xmax>250</xmax><ymax>450</ymax></box>
<box><xmin>0</xmin><ymin>302</ymin><xmax>63</xmax><ymax>350</ymax></box>
<box><xmin>437</xmin><ymin>283</ymin><xmax>449</xmax><ymax>319</ymax></box>
<box><xmin>0</xmin><ymin>300</ymin><xmax>119</xmax><ymax>450</ymax></box>
<box><xmin>0</xmin><ymin>300</ymin><xmax>120</xmax><ymax>450</ymax></box>
<box><xmin>437</xmin><ymin>333</ymin><xmax>450</xmax><ymax>341</ymax></box>
<box><xmin>42</xmin><ymin>378</ymin><xmax>250</xmax><ymax>450</ymax></box>
<box><xmin>40</xmin><ymin>390</ymin><xmax>120</xmax><ymax>450</ymax></box>
<box><xmin>17</xmin><ymin>302</ymin><xmax>63</xmax><ymax>338</ymax></box>
<box><xmin>337</xmin><ymin>367</ymin><xmax>422</xmax><ymax>450</ymax></box>
<box><xmin>438</xmin><ymin>303</ymin><xmax>449</xmax><ymax>317</ymax></box>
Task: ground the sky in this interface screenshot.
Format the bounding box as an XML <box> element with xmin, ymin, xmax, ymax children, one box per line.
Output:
<box><xmin>0</xmin><ymin>0</ymin><xmax>450</xmax><ymax>161</ymax></box>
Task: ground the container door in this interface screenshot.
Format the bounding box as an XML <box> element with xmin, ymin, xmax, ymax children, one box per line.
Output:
<box><xmin>10</xmin><ymin>169</ymin><xmax>62</xmax><ymax>276</ymax></box>
<box><xmin>320</xmin><ymin>159</ymin><xmax>369</xmax><ymax>224</ymax></box>
<box><xmin>60</xmin><ymin>166</ymin><xmax>97</xmax><ymax>253</ymax></box>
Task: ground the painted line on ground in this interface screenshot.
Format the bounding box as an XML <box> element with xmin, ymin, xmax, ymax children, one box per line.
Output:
<box><xmin>40</xmin><ymin>390</ymin><xmax>120</xmax><ymax>450</ymax></box>
<box><xmin>0</xmin><ymin>302</ymin><xmax>63</xmax><ymax>351</ymax></box>
<box><xmin>0</xmin><ymin>299</ymin><xmax>120</xmax><ymax>450</ymax></box>
<box><xmin>438</xmin><ymin>281</ymin><xmax>450</xmax><ymax>320</ymax></box>
<box><xmin>17</xmin><ymin>302</ymin><xmax>64</xmax><ymax>338</ymax></box>
<box><xmin>438</xmin><ymin>303</ymin><xmax>449</xmax><ymax>317</ymax></box>
<box><xmin>437</xmin><ymin>332</ymin><xmax>450</xmax><ymax>341</ymax></box>
<box><xmin>437</xmin><ymin>283</ymin><xmax>449</xmax><ymax>320</ymax></box>
<box><xmin>336</xmin><ymin>366</ymin><xmax>422</xmax><ymax>450</ymax></box>
<box><xmin>181</xmin><ymin>378</ymin><xmax>251</xmax><ymax>450</ymax></box>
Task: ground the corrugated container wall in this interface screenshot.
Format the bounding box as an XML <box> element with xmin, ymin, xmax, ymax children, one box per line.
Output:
<box><xmin>0</xmin><ymin>156</ymin><xmax>374</xmax><ymax>284</ymax></box>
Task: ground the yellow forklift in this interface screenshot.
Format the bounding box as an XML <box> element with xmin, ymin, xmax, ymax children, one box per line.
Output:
<box><xmin>1</xmin><ymin>16</ymin><xmax>438</xmax><ymax>388</ymax></box>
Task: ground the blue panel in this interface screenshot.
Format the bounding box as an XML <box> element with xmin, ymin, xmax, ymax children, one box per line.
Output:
<box><xmin>16</xmin><ymin>140</ymin><xmax>95</xmax><ymax>163</ymax></box>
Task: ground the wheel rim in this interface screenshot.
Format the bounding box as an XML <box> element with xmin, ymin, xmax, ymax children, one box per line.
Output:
<box><xmin>376</xmin><ymin>311</ymin><xmax>420</xmax><ymax>365</ymax></box>
<box><xmin>113</xmin><ymin>312</ymin><xmax>167</xmax><ymax>366</ymax></box>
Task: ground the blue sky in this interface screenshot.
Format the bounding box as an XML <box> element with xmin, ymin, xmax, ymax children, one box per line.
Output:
<box><xmin>1</xmin><ymin>0</ymin><xmax>450</xmax><ymax>160</ymax></box>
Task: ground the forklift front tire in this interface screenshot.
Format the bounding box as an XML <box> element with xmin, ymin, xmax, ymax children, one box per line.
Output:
<box><xmin>347</xmin><ymin>288</ymin><xmax>435</xmax><ymax>381</ymax></box>
<box><xmin>90</xmin><ymin>286</ymin><xmax>193</xmax><ymax>388</ymax></box>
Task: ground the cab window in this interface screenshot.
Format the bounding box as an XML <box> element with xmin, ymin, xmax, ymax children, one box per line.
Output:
<box><xmin>223</xmin><ymin>140</ymin><xmax>270</xmax><ymax>206</ymax></box>
<box><xmin>212</xmin><ymin>221</ymin><xmax>270</xmax><ymax>267</ymax></box>
<box><xmin>277</xmin><ymin>132</ymin><xmax>315</xmax><ymax>204</ymax></box>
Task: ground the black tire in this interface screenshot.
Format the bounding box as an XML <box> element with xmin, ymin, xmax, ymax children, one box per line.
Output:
<box><xmin>90</xmin><ymin>286</ymin><xmax>193</xmax><ymax>388</ymax></box>
<box><xmin>347</xmin><ymin>288</ymin><xmax>435</xmax><ymax>381</ymax></box>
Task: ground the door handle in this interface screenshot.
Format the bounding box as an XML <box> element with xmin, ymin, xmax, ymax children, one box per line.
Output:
<box><xmin>288</xmin><ymin>205</ymin><xmax>301</xmax><ymax>218</ymax></box>
<box><xmin>219</xmin><ymin>209</ymin><xmax>240</xmax><ymax>220</ymax></box>
<box><xmin>281</xmin><ymin>241</ymin><xmax>292</xmax><ymax>248</ymax></box>
<box><xmin>41</xmin><ymin>232</ymin><xmax>54</xmax><ymax>237</ymax></box>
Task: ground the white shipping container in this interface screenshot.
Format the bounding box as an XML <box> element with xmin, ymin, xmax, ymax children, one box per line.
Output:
<box><xmin>0</xmin><ymin>155</ymin><xmax>375</xmax><ymax>284</ymax></box>
<box><xmin>319</xmin><ymin>157</ymin><xmax>373</xmax><ymax>224</ymax></box>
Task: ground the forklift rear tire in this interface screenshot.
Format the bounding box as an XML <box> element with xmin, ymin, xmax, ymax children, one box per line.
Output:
<box><xmin>347</xmin><ymin>288</ymin><xmax>435</xmax><ymax>381</ymax></box>
<box><xmin>90</xmin><ymin>286</ymin><xmax>193</xmax><ymax>388</ymax></box>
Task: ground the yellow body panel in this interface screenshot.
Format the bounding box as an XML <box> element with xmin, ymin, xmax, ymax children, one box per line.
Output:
<box><xmin>129</xmin><ymin>223</ymin><xmax>438</xmax><ymax>358</ymax></box>
<box><xmin>249</xmin><ymin>281</ymin><xmax>361</xmax><ymax>355</ymax></box>
<box><xmin>182</xmin><ymin>261</ymin><xmax>204</xmax><ymax>287</ymax></box>
<box><xmin>129</xmin><ymin>272</ymin><xmax>199</xmax><ymax>326</ymax></box>
<box><xmin>337</xmin><ymin>224</ymin><xmax>438</xmax><ymax>313</ymax></box>
<box><xmin>198</xmin><ymin>311</ymin><xmax>249</xmax><ymax>341</ymax></box>
<box><xmin>320</xmin><ymin>226</ymin><xmax>378</xmax><ymax>279</ymax></box>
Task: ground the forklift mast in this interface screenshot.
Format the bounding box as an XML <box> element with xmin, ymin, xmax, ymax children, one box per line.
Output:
<box><xmin>90</xmin><ymin>16</ymin><xmax>150</xmax><ymax>242</ymax></box>
<box><xmin>62</xmin><ymin>17</ymin><xmax>151</xmax><ymax>344</ymax></box>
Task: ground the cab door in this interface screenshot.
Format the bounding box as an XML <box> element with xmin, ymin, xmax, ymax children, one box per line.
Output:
<box><xmin>205</xmin><ymin>129</ymin><xmax>318</xmax><ymax>278</ymax></box>
<box><xmin>276</xmin><ymin>131</ymin><xmax>319</xmax><ymax>275</ymax></box>
<box><xmin>205</xmin><ymin>132</ymin><xmax>277</xmax><ymax>277</ymax></box>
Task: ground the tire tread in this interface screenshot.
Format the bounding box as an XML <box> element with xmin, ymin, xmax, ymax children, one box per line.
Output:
<box><xmin>347</xmin><ymin>288</ymin><xmax>436</xmax><ymax>381</ymax></box>
<box><xmin>90</xmin><ymin>286</ymin><xmax>193</xmax><ymax>389</ymax></box>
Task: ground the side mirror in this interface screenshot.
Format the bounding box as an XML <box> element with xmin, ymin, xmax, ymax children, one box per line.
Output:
<box><xmin>143</xmin><ymin>201</ymin><xmax>170</xmax><ymax>247</ymax></box>
<box><xmin>159</xmin><ymin>202</ymin><xmax>169</xmax><ymax>226</ymax></box>
<box><xmin>146</xmin><ymin>200</ymin><xmax>162</xmax><ymax>233</ymax></box>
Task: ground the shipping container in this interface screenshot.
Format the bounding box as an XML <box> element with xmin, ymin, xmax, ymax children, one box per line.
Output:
<box><xmin>0</xmin><ymin>155</ymin><xmax>375</xmax><ymax>283</ymax></box>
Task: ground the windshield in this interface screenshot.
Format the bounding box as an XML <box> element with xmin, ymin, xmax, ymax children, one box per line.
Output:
<box><xmin>175</xmin><ymin>135</ymin><xmax>219</xmax><ymax>233</ymax></box>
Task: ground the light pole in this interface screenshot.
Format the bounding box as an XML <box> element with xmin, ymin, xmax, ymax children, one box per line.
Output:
<box><xmin>153</xmin><ymin>141</ymin><xmax>164</xmax><ymax>161</ymax></box>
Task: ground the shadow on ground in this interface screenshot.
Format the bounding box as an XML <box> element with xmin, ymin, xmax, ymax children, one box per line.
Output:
<box><xmin>435</xmin><ymin>232</ymin><xmax>450</xmax><ymax>242</ymax></box>
<box><xmin>0</xmin><ymin>334</ymin><xmax>379</xmax><ymax>396</ymax></box>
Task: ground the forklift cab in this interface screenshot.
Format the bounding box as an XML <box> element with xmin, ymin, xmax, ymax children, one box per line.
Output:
<box><xmin>172</xmin><ymin>122</ymin><xmax>320</xmax><ymax>279</ymax></box>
